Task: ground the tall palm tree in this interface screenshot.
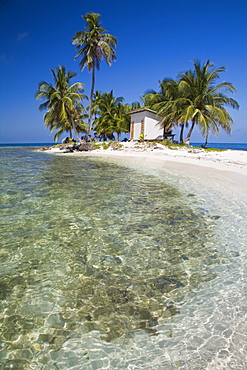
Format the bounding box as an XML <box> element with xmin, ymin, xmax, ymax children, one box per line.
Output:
<box><xmin>36</xmin><ymin>66</ymin><xmax>87</xmax><ymax>142</ymax></box>
<box><xmin>72</xmin><ymin>13</ymin><xmax>117</xmax><ymax>138</ymax></box>
<box><xmin>177</xmin><ymin>60</ymin><xmax>239</xmax><ymax>145</ymax></box>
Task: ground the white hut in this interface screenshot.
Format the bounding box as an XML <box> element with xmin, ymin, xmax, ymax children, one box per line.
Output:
<box><xmin>127</xmin><ymin>108</ymin><xmax>174</xmax><ymax>141</ymax></box>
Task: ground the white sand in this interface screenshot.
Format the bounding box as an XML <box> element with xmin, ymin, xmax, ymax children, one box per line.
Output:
<box><xmin>48</xmin><ymin>142</ymin><xmax>247</xmax><ymax>202</ymax></box>
<box><xmin>50</xmin><ymin>142</ymin><xmax>247</xmax><ymax>172</ymax></box>
<box><xmin>85</xmin><ymin>142</ymin><xmax>247</xmax><ymax>174</ymax></box>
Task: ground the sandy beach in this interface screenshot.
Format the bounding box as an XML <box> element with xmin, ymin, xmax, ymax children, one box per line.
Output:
<box><xmin>49</xmin><ymin>142</ymin><xmax>247</xmax><ymax>172</ymax></box>
<box><xmin>49</xmin><ymin>142</ymin><xmax>247</xmax><ymax>202</ymax></box>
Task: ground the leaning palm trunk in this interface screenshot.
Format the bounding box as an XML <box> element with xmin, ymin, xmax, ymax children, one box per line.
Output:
<box><xmin>184</xmin><ymin>120</ymin><xmax>195</xmax><ymax>145</ymax></box>
<box><xmin>179</xmin><ymin>124</ymin><xmax>185</xmax><ymax>143</ymax></box>
<box><xmin>201</xmin><ymin>132</ymin><xmax>209</xmax><ymax>148</ymax></box>
<box><xmin>162</xmin><ymin>126</ymin><xmax>167</xmax><ymax>140</ymax></box>
<box><xmin>71</xmin><ymin>117</ymin><xmax>82</xmax><ymax>143</ymax></box>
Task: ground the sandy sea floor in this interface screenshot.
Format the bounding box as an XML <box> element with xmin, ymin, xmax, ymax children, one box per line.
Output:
<box><xmin>1</xmin><ymin>144</ymin><xmax>246</xmax><ymax>369</ymax></box>
<box><xmin>47</xmin><ymin>143</ymin><xmax>247</xmax><ymax>369</ymax></box>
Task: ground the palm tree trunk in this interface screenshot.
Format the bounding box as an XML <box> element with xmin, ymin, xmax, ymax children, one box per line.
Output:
<box><xmin>71</xmin><ymin>118</ymin><xmax>82</xmax><ymax>143</ymax></box>
<box><xmin>184</xmin><ymin>120</ymin><xmax>195</xmax><ymax>145</ymax></box>
<box><xmin>163</xmin><ymin>126</ymin><xmax>166</xmax><ymax>140</ymax></box>
<box><xmin>88</xmin><ymin>65</ymin><xmax>95</xmax><ymax>139</ymax></box>
<box><xmin>179</xmin><ymin>124</ymin><xmax>184</xmax><ymax>143</ymax></box>
<box><xmin>201</xmin><ymin>132</ymin><xmax>208</xmax><ymax>148</ymax></box>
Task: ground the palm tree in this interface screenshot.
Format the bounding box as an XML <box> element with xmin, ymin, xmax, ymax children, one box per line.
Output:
<box><xmin>93</xmin><ymin>91</ymin><xmax>130</xmax><ymax>141</ymax></box>
<box><xmin>36</xmin><ymin>65</ymin><xmax>87</xmax><ymax>142</ymax></box>
<box><xmin>142</xmin><ymin>79</ymin><xmax>186</xmax><ymax>142</ymax></box>
<box><xmin>141</xmin><ymin>89</ymin><xmax>160</xmax><ymax>108</ymax></box>
<box><xmin>72</xmin><ymin>13</ymin><xmax>117</xmax><ymax>138</ymax></box>
<box><xmin>125</xmin><ymin>101</ymin><xmax>141</xmax><ymax>112</ymax></box>
<box><xmin>112</xmin><ymin>103</ymin><xmax>130</xmax><ymax>141</ymax></box>
<box><xmin>177</xmin><ymin>60</ymin><xmax>239</xmax><ymax>145</ymax></box>
<box><xmin>91</xmin><ymin>90</ymin><xmax>103</xmax><ymax>121</ymax></box>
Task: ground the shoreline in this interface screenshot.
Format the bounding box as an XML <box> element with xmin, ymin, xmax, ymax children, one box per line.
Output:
<box><xmin>48</xmin><ymin>142</ymin><xmax>247</xmax><ymax>203</ymax></box>
<box><xmin>48</xmin><ymin>142</ymin><xmax>247</xmax><ymax>172</ymax></box>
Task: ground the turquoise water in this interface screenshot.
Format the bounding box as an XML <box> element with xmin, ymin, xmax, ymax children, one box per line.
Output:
<box><xmin>1</xmin><ymin>142</ymin><xmax>247</xmax><ymax>151</ymax></box>
<box><xmin>0</xmin><ymin>146</ymin><xmax>246</xmax><ymax>369</ymax></box>
<box><xmin>191</xmin><ymin>143</ymin><xmax>247</xmax><ymax>151</ymax></box>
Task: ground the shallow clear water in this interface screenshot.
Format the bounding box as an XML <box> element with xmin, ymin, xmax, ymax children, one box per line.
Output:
<box><xmin>0</xmin><ymin>147</ymin><xmax>246</xmax><ymax>369</ymax></box>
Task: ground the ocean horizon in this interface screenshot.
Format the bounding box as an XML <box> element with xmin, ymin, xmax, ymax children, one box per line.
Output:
<box><xmin>0</xmin><ymin>142</ymin><xmax>246</xmax><ymax>151</ymax></box>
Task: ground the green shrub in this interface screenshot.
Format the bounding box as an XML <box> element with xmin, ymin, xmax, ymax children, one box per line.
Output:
<box><xmin>160</xmin><ymin>139</ymin><xmax>173</xmax><ymax>147</ymax></box>
<box><xmin>139</xmin><ymin>134</ymin><xmax>147</xmax><ymax>142</ymax></box>
<box><xmin>92</xmin><ymin>143</ymin><xmax>102</xmax><ymax>149</ymax></box>
<box><xmin>110</xmin><ymin>142</ymin><xmax>123</xmax><ymax>149</ymax></box>
<box><xmin>203</xmin><ymin>147</ymin><xmax>225</xmax><ymax>152</ymax></box>
<box><xmin>102</xmin><ymin>142</ymin><xmax>112</xmax><ymax>149</ymax></box>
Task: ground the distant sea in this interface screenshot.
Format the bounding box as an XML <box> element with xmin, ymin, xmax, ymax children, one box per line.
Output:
<box><xmin>0</xmin><ymin>142</ymin><xmax>247</xmax><ymax>150</ymax></box>
<box><xmin>191</xmin><ymin>142</ymin><xmax>247</xmax><ymax>151</ymax></box>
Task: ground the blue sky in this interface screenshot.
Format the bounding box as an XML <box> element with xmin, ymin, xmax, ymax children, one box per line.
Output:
<box><xmin>0</xmin><ymin>0</ymin><xmax>246</xmax><ymax>143</ymax></box>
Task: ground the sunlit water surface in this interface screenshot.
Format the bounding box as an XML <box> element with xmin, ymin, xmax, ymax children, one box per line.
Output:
<box><xmin>0</xmin><ymin>147</ymin><xmax>246</xmax><ymax>369</ymax></box>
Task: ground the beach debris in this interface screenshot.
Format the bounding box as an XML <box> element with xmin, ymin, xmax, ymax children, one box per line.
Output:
<box><xmin>188</xmin><ymin>149</ymin><xmax>205</xmax><ymax>153</ymax></box>
<box><xmin>73</xmin><ymin>142</ymin><xmax>96</xmax><ymax>151</ymax></box>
